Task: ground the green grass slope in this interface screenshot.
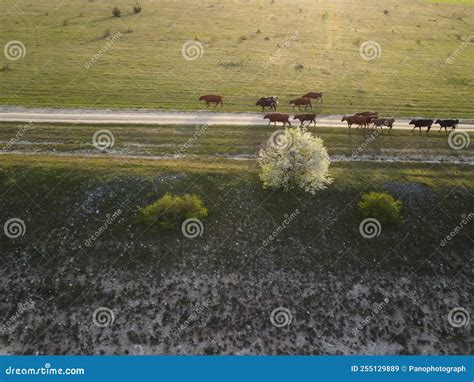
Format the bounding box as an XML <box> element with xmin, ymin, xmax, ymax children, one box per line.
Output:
<box><xmin>0</xmin><ymin>0</ymin><xmax>473</xmax><ymax>116</ymax></box>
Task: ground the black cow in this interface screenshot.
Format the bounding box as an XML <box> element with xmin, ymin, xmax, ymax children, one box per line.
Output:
<box><xmin>409</xmin><ymin>119</ymin><xmax>434</xmax><ymax>132</ymax></box>
<box><xmin>435</xmin><ymin>119</ymin><xmax>459</xmax><ymax>132</ymax></box>
<box><xmin>372</xmin><ymin>118</ymin><xmax>395</xmax><ymax>130</ymax></box>
<box><xmin>256</xmin><ymin>96</ymin><xmax>278</xmax><ymax>111</ymax></box>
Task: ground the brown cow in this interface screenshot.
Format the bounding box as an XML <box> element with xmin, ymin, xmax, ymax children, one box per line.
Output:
<box><xmin>289</xmin><ymin>97</ymin><xmax>312</xmax><ymax>110</ymax></box>
<box><xmin>264</xmin><ymin>113</ymin><xmax>291</xmax><ymax>127</ymax></box>
<box><xmin>341</xmin><ymin>115</ymin><xmax>374</xmax><ymax>128</ymax></box>
<box><xmin>355</xmin><ymin>111</ymin><xmax>378</xmax><ymax>118</ymax></box>
<box><xmin>294</xmin><ymin>113</ymin><xmax>316</xmax><ymax>127</ymax></box>
<box><xmin>302</xmin><ymin>92</ymin><xmax>323</xmax><ymax>103</ymax></box>
<box><xmin>199</xmin><ymin>95</ymin><xmax>223</xmax><ymax>107</ymax></box>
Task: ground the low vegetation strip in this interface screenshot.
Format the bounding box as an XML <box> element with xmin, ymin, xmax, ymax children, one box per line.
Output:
<box><xmin>2</xmin><ymin>148</ymin><xmax>474</xmax><ymax>166</ymax></box>
<box><xmin>0</xmin><ymin>123</ymin><xmax>472</xmax><ymax>165</ymax></box>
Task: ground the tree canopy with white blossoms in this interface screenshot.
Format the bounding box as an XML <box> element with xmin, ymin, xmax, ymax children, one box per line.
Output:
<box><xmin>258</xmin><ymin>128</ymin><xmax>333</xmax><ymax>194</ymax></box>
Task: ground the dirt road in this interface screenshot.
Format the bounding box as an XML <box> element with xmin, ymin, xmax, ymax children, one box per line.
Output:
<box><xmin>1</xmin><ymin>108</ymin><xmax>473</xmax><ymax>131</ymax></box>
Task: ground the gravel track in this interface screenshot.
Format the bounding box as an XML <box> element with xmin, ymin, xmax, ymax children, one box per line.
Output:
<box><xmin>1</xmin><ymin>108</ymin><xmax>473</xmax><ymax>131</ymax></box>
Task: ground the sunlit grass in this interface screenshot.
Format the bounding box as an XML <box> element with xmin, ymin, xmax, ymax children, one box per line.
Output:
<box><xmin>1</xmin><ymin>153</ymin><xmax>472</xmax><ymax>189</ymax></box>
<box><xmin>0</xmin><ymin>0</ymin><xmax>472</xmax><ymax>117</ymax></box>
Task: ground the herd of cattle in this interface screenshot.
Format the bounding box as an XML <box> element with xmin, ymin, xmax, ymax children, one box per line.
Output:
<box><xmin>198</xmin><ymin>93</ymin><xmax>460</xmax><ymax>131</ymax></box>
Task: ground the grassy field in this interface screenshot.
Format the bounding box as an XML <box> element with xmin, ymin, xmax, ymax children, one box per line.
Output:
<box><xmin>1</xmin><ymin>0</ymin><xmax>473</xmax><ymax>117</ymax></box>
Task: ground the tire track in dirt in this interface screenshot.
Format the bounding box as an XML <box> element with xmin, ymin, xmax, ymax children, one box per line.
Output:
<box><xmin>1</xmin><ymin>149</ymin><xmax>473</xmax><ymax>165</ymax></box>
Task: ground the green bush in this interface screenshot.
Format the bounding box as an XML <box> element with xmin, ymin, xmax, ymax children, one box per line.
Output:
<box><xmin>358</xmin><ymin>192</ymin><xmax>402</xmax><ymax>225</ymax></box>
<box><xmin>140</xmin><ymin>193</ymin><xmax>207</xmax><ymax>229</ymax></box>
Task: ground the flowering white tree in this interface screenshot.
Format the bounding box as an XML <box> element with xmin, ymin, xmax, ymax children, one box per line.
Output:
<box><xmin>258</xmin><ymin>128</ymin><xmax>333</xmax><ymax>194</ymax></box>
